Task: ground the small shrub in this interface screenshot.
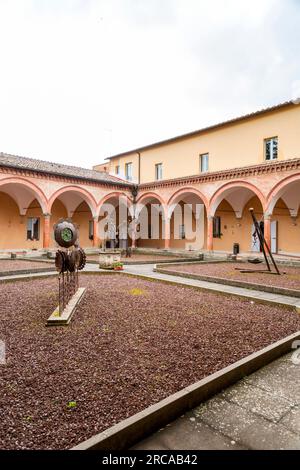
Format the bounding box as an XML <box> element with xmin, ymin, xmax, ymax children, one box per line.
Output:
<box><xmin>66</xmin><ymin>401</ymin><xmax>77</xmax><ymax>409</ymax></box>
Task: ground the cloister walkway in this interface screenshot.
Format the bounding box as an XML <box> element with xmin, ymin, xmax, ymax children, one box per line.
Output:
<box><xmin>133</xmin><ymin>351</ymin><xmax>300</xmax><ymax>450</ymax></box>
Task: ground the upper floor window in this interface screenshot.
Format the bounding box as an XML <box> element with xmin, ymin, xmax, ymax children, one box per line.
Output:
<box><xmin>200</xmin><ymin>153</ymin><xmax>209</xmax><ymax>172</ymax></box>
<box><xmin>265</xmin><ymin>137</ymin><xmax>278</xmax><ymax>161</ymax></box>
<box><xmin>155</xmin><ymin>163</ymin><xmax>163</xmax><ymax>180</ymax></box>
<box><xmin>125</xmin><ymin>162</ymin><xmax>133</xmax><ymax>180</ymax></box>
<box><xmin>115</xmin><ymin>165</ymin><xmax>120</xmax><ymax>175</ymax></box>
<box><xmin>27</xmin><ymin>217</ymin><xmax>40</xmax><ymax>240</ymax></box>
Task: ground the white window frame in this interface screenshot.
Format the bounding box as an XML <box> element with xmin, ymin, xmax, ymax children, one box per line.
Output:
<box><xmin>200</xmin><ymin>153</ymin><xmax>209</xmax><ymax>173</ymax></box>
<box><xmin>155</xmin><ymin>163</ymin><xmax>163</xmax><ymax>180</ymax></box>
<box><xmin>125</xmin><ymin>162</ymin><xmax>133</xmax><ymax>181</ymax></box>
<box><xmin>265</xmin><ymin>137</ymin><xmax>278</xmax><ymax>161</ymax></box>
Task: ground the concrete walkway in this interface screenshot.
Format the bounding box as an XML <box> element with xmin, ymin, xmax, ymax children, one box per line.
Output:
<box><xmin>122</xmin><ymin>263</ymin><xmax>300</xmax><ymax>309</ymax></box>
<box><xmin>133</xmin><ymin>352</ymin><xmax>300</xmax><ymax>450</ymax></box>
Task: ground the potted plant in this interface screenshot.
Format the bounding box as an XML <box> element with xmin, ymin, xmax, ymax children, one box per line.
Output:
<box><xmin>113</xmin><ymin>261</ymin><xmax>124</xmax><ymax>271</ymax></box>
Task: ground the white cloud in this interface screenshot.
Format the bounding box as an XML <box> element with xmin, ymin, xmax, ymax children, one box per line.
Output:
<box><xmin>0</xmin><ymin>0</ymin><xmax>299</xmax><ymax>168</ymax></box>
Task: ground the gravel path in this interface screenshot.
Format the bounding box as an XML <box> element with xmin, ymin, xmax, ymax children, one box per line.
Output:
<box><xmin>162</xmin><ymin>262</ymin><xmax>300</xmax><ymax>290</ymax></box>
<box><xmin>0</xmin><ymin>260</ymin><xmax>53</xmax><ymax>272</ymax></box>
<box><xmin>1</xmin><ymin>274</ymin><xmax>300</xmax><ymax>449</ymax></box>
<box><xmin>87</xmin><ymin>253</ymin><xmax>184</xmax><ymax>263</ymax></box>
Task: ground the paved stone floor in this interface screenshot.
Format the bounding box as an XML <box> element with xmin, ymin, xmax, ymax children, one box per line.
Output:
<box><xmin>133</xmin><ymin>352</ymin><xmax>300</xmax><ymax>450</ymax></box>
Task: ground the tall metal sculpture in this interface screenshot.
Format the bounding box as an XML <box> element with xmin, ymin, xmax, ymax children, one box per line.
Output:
<box><xmin>238</xmin><ymin>208</ymin><xmax>281</xmax><ymax>275</ymax></box>
<box><xmin>54</xmin><ymin>219</ymin><xmax>86</xmax><ymax>314</ymax></box>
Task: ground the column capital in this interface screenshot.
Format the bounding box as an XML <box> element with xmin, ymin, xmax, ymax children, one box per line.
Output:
<box><xmin>43</xmin><ymin>213</ymin><xmax>51</xmax><ymax>219</ymax></box>
<box><xmin>264</xmin><ymin>213</ymin><xmax>271</xmax><ymax>221</ymax></box>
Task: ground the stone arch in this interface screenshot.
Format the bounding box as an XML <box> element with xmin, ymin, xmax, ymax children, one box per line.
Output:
<box><xmin>97</xmin><ymin>191</ymin><xmax>133</xmax><ymax>218</ymax></box>
<box><xmin>209</xmin><ymin>181</ymin><xmax>266</xmax><ymax>217</ymax></box>
<box><xmin>48</xmin><ymin>185</ymin><xmax>97</xmax><ymax>217</ymax></box>
<box><xmin>266</xmin><ymin>173</ymin><xmax>300</xmax><ymax>217</ymax></box>
<box><xmin>0</xmin><ymin>177</ymin><xmax>48</xmax><ymax>214</ymax></box>
<box><xmin>167</xmin><ymin>187</ymin><xmax>209</xmax><ymax>218</ymax></box>
<box><xmin>136</xmin><ymin>192</ymin><xmax>166</xmax><ymax>220</ymax></box>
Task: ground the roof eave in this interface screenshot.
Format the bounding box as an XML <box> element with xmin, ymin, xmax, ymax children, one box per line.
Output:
<box><xmin>0</xmin><ymin>162</ymin><xmax>134</xmax><ymax>188</ymax></box>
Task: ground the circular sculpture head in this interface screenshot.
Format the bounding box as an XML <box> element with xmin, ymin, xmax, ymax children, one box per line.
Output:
<box><xmin>54</xmin><ymin>219</ymin><xmax>78</xmax><ymax>248</ymax></box>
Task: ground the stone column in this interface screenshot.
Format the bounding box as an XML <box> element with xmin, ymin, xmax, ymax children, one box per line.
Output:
<box><xmin>93</xmin><ymin>216</ymin><xmax>99</xmax><ymax>248</ymax></box>
<box><xmin>207</xmin><ymin>215</ymin><xmax>214</xmax><ymax>251</ymax></box>
<box><xmin>264</xmin><ymin>214</ymin><xmax>271</xmax><ymax>249</ymax></box>
<box><xmin>43</xmin><ymin>213</ymin><xmax>51</xmax><ymax>249</ymax></box>
<box><xmin>164</xmin><ymin>216</ymin><xmax>171</xmax><ymax>250</ymax></box>
<box><xmin>131</xmin><ymin>218</ymin><xmax>137</xmax><ymax>249</ymax></box>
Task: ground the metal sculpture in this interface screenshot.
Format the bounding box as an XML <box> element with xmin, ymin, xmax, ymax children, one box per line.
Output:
<box><xmin>238</xmin><ymin>208</ymin><xmax>281</xmax><ymax>275</ymax></box>
<box><xmin>54</xmin><ymin>219</ymin><xmax>86</xmax><ymax>314</ymax></box>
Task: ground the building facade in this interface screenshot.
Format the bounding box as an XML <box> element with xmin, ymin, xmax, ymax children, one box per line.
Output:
<box><xmin>1</xmin><ymin>100</ymin><xmax>300</xmax><ymax>255</ymax></box>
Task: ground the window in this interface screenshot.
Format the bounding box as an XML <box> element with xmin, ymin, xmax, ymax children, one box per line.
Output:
<box><xmin>213</xmin><ymin>216</ymin><xmax>221</xmax><ymax>238</ymax></box>
<box><xmin>27</xmin><ymin>217</ymin><xmax>40</xmax><ymax>240</ymax></box>
<box><xmin>115</xmin><ymin>165</ymin><xmax>120</xmax><ymax>175</ymax></box>
<box><xmin>265</xmin><ymin>137</ymin><xmax>278</xmax><ymax>161</ymax></box>
<box><xmin>179</xmin><ymin>224</ymin><xmax>185</xmax><ymax>239</ymax></box>
<box><xmin>200</xmin><ymin>153</ymin><xmax>209</xmax><ymax>172</ymax></box>
<box><xmin>125</xmin><ymin>162</ymin><xmax>133</xmax><ymax>180</ymax></box>
<box><xmin>155</xmin><ymin>163</ymin><xmax>163</xmax><ymax>180</ymax></box>
<box><xmin>89</xmin><ymin>220</ymin><xmax>94</xmax><ymax>240</ymax></box>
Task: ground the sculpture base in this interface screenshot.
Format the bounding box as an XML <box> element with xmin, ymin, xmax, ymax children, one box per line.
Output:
<box><xmin>46</xmin><ymin>287</ymin><xmax>86</xmax><ymax>326</ymax></box>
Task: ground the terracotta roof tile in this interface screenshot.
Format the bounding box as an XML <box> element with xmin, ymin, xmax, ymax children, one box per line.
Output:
<box><xmin>0</xmin><ymin>152</ymin><xmax>131</xmax><ymax>186</ymax></box>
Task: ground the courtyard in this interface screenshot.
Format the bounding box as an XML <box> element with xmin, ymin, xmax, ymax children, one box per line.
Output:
<box><xmin>1</xmin><ymin>273</ymin><xmax>300</xmax><ymax>449</ymax></box>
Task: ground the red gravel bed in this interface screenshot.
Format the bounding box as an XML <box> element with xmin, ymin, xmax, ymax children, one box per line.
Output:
<box><xmin>161</xmin><ymin>262</ymin><xmax>300</xmax><ymax>290</ymax></box>
<box><xmin>1</xmin><ymin>274</ymin><xmax>300</xmax><ymax>450</ymax></box>
<box><xmin>0</xmin><ymin>260</ymin><xmax>54</xmax><ymax>273</ymax></box>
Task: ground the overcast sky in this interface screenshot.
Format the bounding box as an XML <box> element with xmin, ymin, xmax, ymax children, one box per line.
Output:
<box><xmin>0</xmin><ymin>0</ymin><xmax>299</xmax><ymax>169</ymax></box>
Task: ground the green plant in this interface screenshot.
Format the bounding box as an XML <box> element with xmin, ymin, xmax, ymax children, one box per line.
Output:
<box><xmin>113</xmin><ymin>261</ymin><xmax>124</xmax><ymax>268</ymax></box>
<box><xmin>66</xmin><ymin>401</ymin><xmax>77</xmax><ymax>409</ymax></box>
<box><xmin>24</xmin><ymin>415</ymin><xmax>33</xmax><ymax>422</ymax></box>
